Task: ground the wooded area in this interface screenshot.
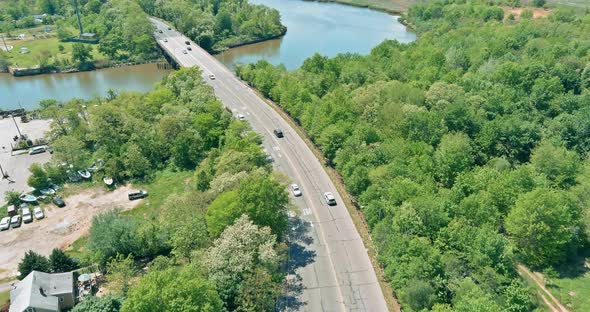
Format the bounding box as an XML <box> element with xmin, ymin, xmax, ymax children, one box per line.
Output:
<box><xmin>238</xmin><ymin>0</ymin><xmax>590</xmax><ymax>310</ymax></box>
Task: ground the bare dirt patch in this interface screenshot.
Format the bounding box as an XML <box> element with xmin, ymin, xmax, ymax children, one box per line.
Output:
<box><xmin>0</xmin><ymin>185</ymin><xmax>141</xmax><ymax>280</ymax></box>
<box><xmin>505</xmin><ymin>7</ymin><xmax>552</xmax><ymax>19</ymax></box>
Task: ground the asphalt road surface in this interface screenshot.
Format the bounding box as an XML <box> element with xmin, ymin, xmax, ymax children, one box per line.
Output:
<box><xmin>151</xmin><ymin>18</ymin><xmax>388</xmax><ymax>312</ymax></box>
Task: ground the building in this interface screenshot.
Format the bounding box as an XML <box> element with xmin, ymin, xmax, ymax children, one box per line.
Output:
<box><xmin>9</xmin><ymin>271</ymin><xmax>76</xmax><ymax>312</ymax></box>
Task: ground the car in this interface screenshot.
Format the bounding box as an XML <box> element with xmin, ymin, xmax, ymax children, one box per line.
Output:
<box><xmin>187</xmin><ymin>46</ymin><xmax>192</xmax><ymax>51</ymax></box>
<box><xmin>182</xmin><ymin>50</ymin><xmax>187</xmax><ymax>54</ymax></box>
<box><xmin>158</xmin><ymin>29</ymin><xmax>163</xmax><ymax>33</ymax></box>
<box><xmin>163</xmin><ymin>38</ymin><xmax>168</xmax><ymax>43</ymax></box>
<box><xmin>266</xmin><ymin>154</ymin><xmax>274</xmax><ymax>163</ymax></box>
<box><xmin>291</xmin><ymin>184</ymin><xmax>302</xmax><ymax>197</ymax></box>
<box><xmin>22</xmin><ymin>207</ymin><xmax>33</xmax><ymax>224</ymax></box>
<box><xmin>28</xmin><ymin>146</ymin><xmax>46</xmax><ymax>155</ymax></box>
<box><xmin>274</xmin><ymin>128</ymin><xmax>284</xmax><ymax>138</ymax></box>
<box><xmin>0</xmin><ymin>217</ymin><xmax>10</xmax><ymax>231</ymax></box>
<box><xmin>323</xmin><ymin>192</ymin><xmax>337</xmax><ymax>206</ymax></box>
<box><xmin>128</xmin><ymin>190</ymin><xmax>148</xmax><ymax>200</ymax></box>
<box><xmin>237</xmin><ymin>113</ymin><xmax>245</xmax><ymax>121</ymax></box>
<box><xmin>53</xmin><ymin>196</ymin><xmax>66</xmax><ymax>208</ymax></box>
<box><xmin>167</xmin><ymin>27</ymin><xmax>171</xmax><ymax>30</ymax></box>
<box><xmin>185</xmin><ymin>40</ymin><xmax>190</xmax><ymax>45</ymax></box>
<box><xmin>33</xmin><ymin>207</ymin><xmax>45</xmax><ymax>220</ymax></box>
<box><xmin>10</xmin><ymin>215</ymin><xmax>21</xmax><ymax>228</ymax></box>
<box><xmin>209</xmin><ymin>74</ymin><xmax>216</xmax><ymax>80</ymax></box>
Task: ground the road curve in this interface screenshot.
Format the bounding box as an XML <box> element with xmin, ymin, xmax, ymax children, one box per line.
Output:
<box><xmin>151</xmin><ymin>18</ymin><xmax>388</xmax><ymax>312</ymax></box>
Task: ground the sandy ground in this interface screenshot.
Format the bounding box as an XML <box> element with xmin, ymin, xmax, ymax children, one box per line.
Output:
<box><xmin>0</xmin><ymin>118</ymin><xmax>52</xmax><ymax>203</ymax></box>
<box><xmin>0</xmin><ymin>185</ymin><xmax>141</xmax><ymax>281</ymax></box>
<box><xmin>505</xmin><ymin>7</ymin><xmax>552</xmax><ymax>19</ymax></box>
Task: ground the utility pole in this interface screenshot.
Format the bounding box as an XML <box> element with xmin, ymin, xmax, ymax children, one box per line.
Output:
<box><xmin>0</xmin><ymin>162</ymin><xmax>7</xmax><ymax>179</ymax></box>
<box><xmin>10</xmin><ymin>115</ymin><xmax>22</xmax><ymax>137</ymax></box>
<box><xmin>73</xmin><ymin>0</ymin><xmax>84</xmax><ymax>36</ymax></box>
<box><xmin>0</xmin><ymin>34</ymin><xmax>8</xmax><ymax>52</ymax></box>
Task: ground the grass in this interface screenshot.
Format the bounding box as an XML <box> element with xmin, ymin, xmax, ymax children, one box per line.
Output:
<box><xmin>0</xmin><ymin>290</ymin><xmax>9</xmax><ymax>306</ymax></box>
<box><xmin>65</xmin><ymin>235</ymin><xmax>89</xmax><ymax>260</ymax></box>
<box><xmin>124</xmin><ymin>169</ymin><xmax>194</xmax><ymax>219</ymax></box>
<box><xmin>548</xmin><ymin>0</ymin><xmax>590</xmax><ymax>8</ymax></box>
<box><xmin>3</xmin><ymin>37</ymin><xmax>105</xmax><ymax>68</ymax></box>
<box><xmin>545</xmin><ymin>253</ymin><xmax>590</xmax><ymax>311</ymax></box>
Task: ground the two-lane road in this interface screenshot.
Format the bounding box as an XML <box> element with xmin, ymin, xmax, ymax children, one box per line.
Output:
<box><xmin>151</xmin><ymin>18</ymin><xmax>388</xmax><ymax>311</ymax></box>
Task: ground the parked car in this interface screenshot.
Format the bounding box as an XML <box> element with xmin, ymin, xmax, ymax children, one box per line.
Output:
<box><xmin>10</xmin><ymin>215</ymin><xmax>21</xmax><ymax>228</ymax></box>
<box><xmin>33</xmin><ymin>207</ymin><xmax>45</xmax><ymax>220</ymax></box>
<box><xmin>128</xmin><ymin>190</ymin><xmax>148</xmax><ymax>200</ymax></box>
<box><xmin>53</xmin><ymin>196</ymin><xmax>66</xmax><ymax>208</ymax></box>
<box><xmin>22</xmin><ymin>207</ymin><xmax>33</xmax><ymax>224</ymax></box>
<box><xmin>274</xmin><ymin>128</ymin><xmax>284</xmax><ymax>138</ymax></box>
<box><xmin>291</xmin><ymin>184</ymin><xmax>302</xmax><ymax>197</ymax></box>
<box><xmin>323</xmin><ymin>192</ymin><xmax>337</xmax><ymax>206</ymax></box>
<box><xmin>28</xmin><ymin>146</ymin><xmax>46</xmax><ymax>155</ymax></box>
<box><xmin>0</xmin><ymin>217</ymin><xmax>10</xmax><ymax>231</ymax></box>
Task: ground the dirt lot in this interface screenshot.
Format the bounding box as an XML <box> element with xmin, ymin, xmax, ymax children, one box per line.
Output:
<box><xmin>505</xmin><ymin>7</ymin><xmax>552</xmax><ymax>19</ymax></box>
<box><xmin>0</xmin><ymin>185</ymin><xmax>141</xmax><ymax>280</ymax></box>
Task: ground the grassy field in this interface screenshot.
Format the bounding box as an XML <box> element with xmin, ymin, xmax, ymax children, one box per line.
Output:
<box><xmin>548</xmin><ymin>0</ymin><xmax>590</xmax><ymax>7</ymax></box>
<box><xmin>3</xmin><ymin>37</ymin><xmax>105</xmax><ymax>68</ymax></box>
<box><xmin>0</xmin><ymin>290</ymin><xmax>8</xmax><ymax>306</ymax></box>
<box><xmin>545</xmin><ymin>253</ymin><xmax>590</xmax><ymax>311</ymax></box>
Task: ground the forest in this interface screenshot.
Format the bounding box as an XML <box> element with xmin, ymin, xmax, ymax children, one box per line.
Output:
<box><xmin>237</xmin><ymin>0</ymin><xmax>590</xmax><ymax>310</ymax></box>
<box><xmin>137</xmin><ymin>0</ymin><xmax>286</xmax><ymax>52</ymax></box>
<box><xmin>21</xmin><ymin>67</ymin><xmax>289</xmax><ymax>311</ymax></box>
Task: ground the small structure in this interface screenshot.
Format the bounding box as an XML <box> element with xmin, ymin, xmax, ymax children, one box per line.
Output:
<box><xmin>80</xmin><ymin>33</ymin><xmax>96</xmax><ymax>40</ymax></box>
<box><xmin>19</xmin><ymin>47</ymin><xmax>30</xmax><ymax>54</ymax></box>
<box><xmin>9</xmin><ymin>271</ymin><xmax>76</xmax><ymax>312</ymax></box>
<box><xmin>6</xmin><ymin>205</ymin><xmax>16</xmax><ymax>217</ymax></box>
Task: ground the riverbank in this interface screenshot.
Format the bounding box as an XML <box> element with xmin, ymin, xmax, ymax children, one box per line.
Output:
<box><xmin>301</xmin><ymin>0</ymin><xmax>417</xmax><ymax>14</ymax></box>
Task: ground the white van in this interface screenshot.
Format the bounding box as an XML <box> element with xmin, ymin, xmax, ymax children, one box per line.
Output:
<box><xmin>29</xmin><ymin>146</ymin><xmax>46</xmax><ymax>155</ymax></box>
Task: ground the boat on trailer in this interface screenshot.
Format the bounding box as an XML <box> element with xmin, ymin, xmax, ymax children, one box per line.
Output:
<box><xmin>19</xmin><ymin>194</ymin><xmax>37</xmax><ymax>203</ymax></box>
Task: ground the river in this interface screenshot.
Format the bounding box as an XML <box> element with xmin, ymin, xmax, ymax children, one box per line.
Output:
<box><xmin>1</xmin><ymin>0</ymin><xmax>415</xmax><ymax>110</ymax></box>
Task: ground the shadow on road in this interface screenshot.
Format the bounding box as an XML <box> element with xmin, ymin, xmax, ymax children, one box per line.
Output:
<box><xmin>277</xmin><ymin>215</ymin><xmax>316</xmax><ymax>311</ymax></box>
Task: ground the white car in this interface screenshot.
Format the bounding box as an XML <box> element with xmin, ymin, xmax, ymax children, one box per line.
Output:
<box><xmin>209</xmin><ymin>74</ymin><xmax>216</xmax><ymax>80</ymax></box>
<box><xmin>10</xmin><ymin>215</ymin><xmax>21</xmax><ymax>228</ymax></box>
<box><xmin>323</xmin><ymin>192</ymin><xmax>336</xmax><ymax>206</ymax></box>
<box><xmin>182</xmin><ymin>50</ymin><xmax>187</xmax><ymax>54</ymax></box>
<box><xmin>237</xmin><ymin>114</ymin><xmax>245</xmax><ymax>121</ymax></box>
<box><xmin>163</xmin><ymin>38</ymin><xmax>168</xmax><ymax>43</ymax></box>
<box><xmin>291</xmin><ymin>184</ymin><xmax>302</xmax><ymax>197</ymax></box>
<box><xmin>29</xmin><ymin>146</ymin><xmax>46</xmax><ymax>155</ymax></box>
<box><xmin>22</xmin><ymin>207</ymin><xmax>33</xmax><ymax>224</ymax></box>
<box><xmin>34</xmin><ymin>207</ymin><xmax>45</xmax><ymax>220</ymax></box>
<box><xmin>0</xmin><ymin>217</ymin><xmax>10</xmax><ymax>231</ymax></box>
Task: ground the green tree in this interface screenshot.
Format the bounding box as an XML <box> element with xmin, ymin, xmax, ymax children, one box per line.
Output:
<box><xmin>400</xmin><ymin>279</ymin><xmax>437</xmax><ymax>311</ymax></box>
<box><xmin>4</xmin><ymin>191</ymin><xmax>21</xmax><ymax>207</ymax></box>
<box><xmin>506</xmin><ymin>189</ymin><xmax>583</xmax><ymax>268</ymax></box>
<box><xmin>123</xmin><ymin>143</ymin><xmax>151</xmax><ymax>179</ymax></box>
<box><xmin>106</xmin><ymin>254</ymin><xmax>137</xmax><ymax>296</ymax></box>
<box><xmin>434</xmin><ymin>133</ymin><xmax>474</xmax><ymax>187</ymax></box>
<box><xmin>18</xmin><ymin>250</ymin><xmax>51</xmax><ymax>280</ymax></box>
<box><xmin>236</xmin><ymin>268</ymin><xmax>281</xmax><ymax>312</ymax></box>
<box><xmin>71</xmin><ymin>295</ymin><xmax>123</xmax><ymax>312</ymax></box>
<box><xmin>87</xmin><ymin>211</ymin><xmax>139</xmax><ymax>268</ymax></box>
<box><xmin>71</xmin><ymin>43</ymin><xmax>94</xmax><ymax>69</ymax></box>
<box><xmin>52</xmin><ymin>135</ymin><xmax>90</xmax><ymax>169</ymax></box>
<box><xmin>49</xmin><ymin>248</ymin><xmax>78</xmax><ymax>273</ymax></box>
<box><xmin>530</xmin><ymin>141</ymin><xmax>580</xmax><ymax>188</ymax></box>
<box><xmin>121</xmin><ymin>266</ymin><xmax>222</xmax><ymax>312</ymax></box>
<box><xmin>27</xmin><ymin>163</ymin><xmax>50</xmax><ymax>190</ymax></box>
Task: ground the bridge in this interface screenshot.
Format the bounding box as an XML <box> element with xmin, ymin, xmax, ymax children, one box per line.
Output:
<box><xmin>151</xmin><ymin>17</ymin><xmax>389</xmax><ymax>311</ymax></box>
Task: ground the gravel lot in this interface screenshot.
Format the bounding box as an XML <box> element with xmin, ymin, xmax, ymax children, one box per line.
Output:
<box><xmin>0</xmin><ymin>185</ymin><xmax>141</xmax><ymax>280</ymax></box>
<box><xmin>0</xmin><ymin>117</ymin><xmax>52</xmax><ymax>203</ymax></box>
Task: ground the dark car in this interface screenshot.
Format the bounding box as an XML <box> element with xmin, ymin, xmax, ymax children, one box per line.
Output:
<box><xmin>53</xmin><ymin>196</ymin><xmax>65</xmax><ymax>208</ymax></box>
<box><xmin>128</xmin><ymin>190</ymin><xmax>148</xmax><ymax>201</ymax></box>
<box><xmin>187</xmin><ymin>46</ymin><xmax>192</xmax><ymax>51</ymax></box>
<box><xmin>274</xmin><ymin>128</ymin><xmax>284</xmax><ymax>138</ymax></box>
<box><xmin>185</xmin><ymin>40</ymin><xmax>190</xmax><ymax>45</ymax></box>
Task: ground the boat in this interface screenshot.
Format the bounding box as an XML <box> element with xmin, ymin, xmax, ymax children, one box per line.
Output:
<box><xmin>103</xmin><ymin>177</ymin><xmax>114</xmax><ymax>186</ymax></box>
<box><xmin>77</xmin><ymin>170</ymin><xmax>91</xmax><ymax>179</ymax></box>
<box><xmin>87</xmin><ymin>164</ymin><xmax>99</xmax><ymax>172</ymax></box>
<box><xmin>19</xmin><ymin>194</ymin><xmax>38</xmax><ymax>203</ymax></box>
<box><xmin>68</xmin><ymin>172</ymin><xmax>81</xmax><ymax>182</ymax></box>
<box><xmin>39</xmin><ymin>188</ymin><xmax>56</xmax><ymax>195</ymax></box>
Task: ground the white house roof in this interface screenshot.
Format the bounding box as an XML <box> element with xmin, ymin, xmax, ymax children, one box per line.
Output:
<box><xmin>9</xmin><ymin>271</ymin><xmax>74</xmax><ymax>312</ymax></box>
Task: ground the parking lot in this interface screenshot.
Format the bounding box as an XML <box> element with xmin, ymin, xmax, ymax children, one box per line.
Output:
<box><xmin>0</xmin><ymin>117</ymin><xmax>51</xmax><ymax>203</ymax></box>
<box><xmin>0</xmin><ymin>185</ymin><xmax>141</xmax><ymax>280</ymax></box>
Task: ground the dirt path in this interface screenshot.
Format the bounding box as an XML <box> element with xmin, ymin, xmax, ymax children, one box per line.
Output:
<box><xmin>518</xmin><ymin>264</ymin><xmax>570</xmax><ymax>312</ymax></box>
<box><xmin>0</xmin><ymin>185</ymin><xmax>141</xmax><ymax>281</ymax></box>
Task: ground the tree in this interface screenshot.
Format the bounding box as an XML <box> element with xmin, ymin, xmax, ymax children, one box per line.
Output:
<box><xmin>204</xmin><ymin>215</ymin><xmax>280</xmax><ymax>309</ymax></box>
<box><xmin>236</xmin><ymin>268</ymin><xmax>281</xmax><ymax>312</ymax></box>
<box><xmin>506</xmin><ymin>189</ymin><xmax>583</xmax><ymax>268</ymax></box>
<box><xmin>123</xmin><ymin>143</ymin><xmax>150</xmax><ymax>179</ymax></box>
<box><xmin>4</xmin><ymin>191</ymin><xmax>21</xmax><ymax>207</ymax></box>
<box><xmin>530</xmin><ymin>141</ymin><xmax>580</xmax><ymax>188</ymax></box>
<box><xmin>533</xmin><ymin>0</ymin><xmax>546</xmax><ymax>7</ymax></box>
<box><xmin>49</xmin><ymin>248</ymin><xmax>78</xmax><ymax>273</ymax></box>
<box><xmin>121</xmin><ymin>266</ymin><xmax>222</xmax><ymax>312</ymax></box>
<box><xmin>71</xmin><ymin>43</ymin><xmax>94</xmax><ymax>69</ymax></box>
<box><xmin>71</xmin><ymin>295</ymin><xmax>123</xmax><ymax>312</ymax></box>
<box><xmin>52</xmin><ymin>135</ymin><xmax>90</xmax><ymax>169</ymax></box>
<box><xmin>18</xmin><ymin>250</ymin><xmax>50</xmax><ymax>280</ymax></box>
<box><xmin>434</xmin><ymin>133</ymin><xmax>474</xmax><ymax>187</ymax></box>
<box><xmin>400</xmin><ymin>279</ymin><xmax>437</xmax><ymax>311</ymax></box>
<box><xmin>106</xmin><ymin>255</ymin><xmax>137</xmax><ymax>296</ymax></box>
<box><xmin>87</xmin><ymin>211</ymin><xmax>139</xmax><ymax>268</ymax></box>
<box><xmin>27</xmin><ymin>163</ymin><xmax>50</xmax><ymax>190</ymax></box>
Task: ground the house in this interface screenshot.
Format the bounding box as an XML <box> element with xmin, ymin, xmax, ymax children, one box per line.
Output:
<box><xmin>9</xmin><ymin>271</ymin><xmax>76</xmax><ymax>312</ymax></box>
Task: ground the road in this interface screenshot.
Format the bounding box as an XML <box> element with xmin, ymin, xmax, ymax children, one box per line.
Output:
<box><xmin>151</xmin><ymin>18</ymin><xmax>388</xmax><ymax>311</ymax></box>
